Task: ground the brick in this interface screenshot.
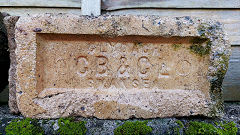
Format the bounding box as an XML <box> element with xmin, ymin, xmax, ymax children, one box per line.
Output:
<box><xmin>14</xmin><ymin>14</ymin><xmax>231</xmax><ymax>119</ymax></box>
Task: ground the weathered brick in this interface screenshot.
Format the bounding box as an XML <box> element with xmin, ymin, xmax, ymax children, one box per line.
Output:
<box><xmin>14</xmin><ymin>14</ymin><xmax>230</xmax><ymax>119</ymax></box>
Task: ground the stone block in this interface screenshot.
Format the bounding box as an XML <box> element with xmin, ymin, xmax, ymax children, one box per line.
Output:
<box><xmin>14</xmin><ymin>14</ymin><xmax>231</xmax><ymax>119</ymax></box>
<box><xmin>4</xmin><ymin>16</ymin><xmax>20</xmax><ymax>113</ymax></box>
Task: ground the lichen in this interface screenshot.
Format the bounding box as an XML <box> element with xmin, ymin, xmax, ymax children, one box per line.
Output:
<box><xmin>114</xmin><ymin>121</ymin><xmax>152</xmax><ymax>135</ymax></box>
<box><xmin>5</xmin><ymin>118</ymin><xmax>44</xmax><ymax>135</ymax></box>
<box><xmin>57</xmin><ymin>118</ymin><xmax>87</xmax><ymax>135</ymax></box>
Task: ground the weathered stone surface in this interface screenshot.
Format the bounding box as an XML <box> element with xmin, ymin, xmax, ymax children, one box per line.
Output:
<box><xmin>14</xmin><ymin>14</ymin><xmax>231</xmax><ymax>119</ymax></box>
<box><xmin>3</xmin><ymin>16</ymin><xmax>20</xmax><ymax>114</ymax></box>
<box><xmin>0</xmin><ymin>12</ymin><xmax>9</xmax><ymax>93</ymax></box>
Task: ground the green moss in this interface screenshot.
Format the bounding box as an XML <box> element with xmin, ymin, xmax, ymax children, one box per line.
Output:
<box><xmin>172</xmin><ymin>44</ymin><xmax>182</xmax><ymax>50</ymax></box>
<box><xmin>189</xmin><ymin>44</ymin><xmax>211</xmax><ymax>56</ymax></box>
<box><xmin>176</xmin><ymin>120</ymin><xmax>184</xmax><ymax>129</ymax></box>
<box><xmin>217</xmin><ymin>121</ymin><xmax>238</xmax><ymax>135</ymax></box>
<box><xmin>189</xmin><ymin>37</ymin><xmax>211</xmax><ymax>57</ymax></box>
<box><xmin>219</xmin><ymin>54</ymin><xmax>230</xmax><ymax>75</ymax></box>
<box><xmin>5</xmin><ymin>118</ymin><xmax>44</xmax><ymax>135</ymax></box>
<box><xmin>191</xmin><ymin>37</ymin><xmax>208</xmax><ymax>44</ymax></box>
<box><xmin>174</xmin><ymin>120</ymin><xmax>184</xmax><ymax>135</ymax></box>
<box><xmin>114</xmin><ymin>121</ymin><xmax>152</xmax><ymax>135</ymax></box>
<box><xmin>209</xmin><ymin>53</ymin><xmax>230</xmax><ymax>116</ymax></box>
<box><xmin>185</xmin><ymin>121</ymin><xmax>238</xmax><ymax>135</ymax></box>
<box><xmin>57</xmin><ymin>118</ymin><xmax>87</xmax><ymax>135</ymax></box>
<box><xmin>197</xmin><ymin>24</ymin><xmax>208</xmax><ymax>38</ymax></box>
<box><xmin>41</xmin><ymin>119</ymin><xmax>48</xmax><ymax>125</ymax></box>
<box><xmin>189</xmin><ymin>23</ymin><xmax>222</xmax><ymax>57</ymax></box>
<box><xmin>185</xmin><ymin>121</ymin><xmax>218</xmax><ymax>135</ymax></box>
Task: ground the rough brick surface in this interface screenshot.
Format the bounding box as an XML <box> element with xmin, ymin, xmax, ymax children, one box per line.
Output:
<box><xmin>14</xmin><ymin>14</ymin><xmax>231</xmax><ymax>119</ymax></box>
<box><xmin>4</xmin><ymin>16</ymin><xmax>20</xmax><ymax>113</ymax></box>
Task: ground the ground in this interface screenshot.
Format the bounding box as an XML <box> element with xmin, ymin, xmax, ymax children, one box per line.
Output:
<box><xmin>0</xmin><ymin>102</ymin><xmax>239</xmax><ymax>135</ymax></box>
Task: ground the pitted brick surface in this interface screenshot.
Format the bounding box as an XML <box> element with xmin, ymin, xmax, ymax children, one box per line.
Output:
<box><xmin>14</xmin><ymin>14</ymin><xmax>231</xmax><ymax>119</ymax></box>
<box><xmin>4</xmin><ymin>16</ymin><xmax>20</xmax><ymax>114</ymax></box>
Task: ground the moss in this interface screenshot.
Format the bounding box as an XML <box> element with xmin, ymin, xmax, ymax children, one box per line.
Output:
<box><xmin>5</xmin><ymin>118</ymin><xmax>44</xmax><ymax>135</ymax></box>
<box><xmin>217</xmin><ymin>121</ymin><xmax>238</xmax><ymax>135</ymax></box>
<box><xmin>185</xmin><ymin>121</ymin><xmax>218</xmax><ymax>135</ymax></box>
<box><xmin>174</xmin><ymin>120</ymin><xmax>184</xmax><ymax>135</ymax></box>
<box><xmin>211</xmin><ymin>69</ymin><xmax>227</xmax><ymax>93</ymax></box>
<box><xmin>185</xmin><ymin>121</ymin><xmax>238</xmax><ymax>135</ymax></box>
<box><xmin>219</xmin><ymin>54</ymin><xmax>230</xmax><ymax>75</ymax></box>
<box><xmin>189</xmin><ymin>37</ymin><xmax>211</xmax><ymax>57</ymax></box>
<box><xmin>189</xmin><ymin>22</ymin><xmax>222</xmax><ymax>57</ymax></box>
<box><xmin>176</xmin><ymin>120</ymin><xmax>184</xmax><ymax>129</ymax></box>
<box><xmin>41</xmin><ymin>119</ymin><xmax>49</xmax><ymax>125</ymax></box>
<box><xmin>197</xmin><ymin>24</ymin><xmax>208</xmax><ymax>38</ymax></box>
<box><xmin>114</xmin><ymin>121</ymin><xmax>152</xmax><ymax>135</ymax></box>
<box><xmin>57</xmin><ymin>118</ymin><xmax>87</xmax><ymax>135</ymax></box>
<box><xmin>189</xmin><ymin>44</ymin><xmax>210</xmax><ymax>56</ymax></box>
<box><xmin>172</xmin><ymin>44</ymin><xmax>182</xmax><ymax>50</ymax></box>
<box><xmin>209</xmin><ymin>53</ymin><xmax>230</xmax><ymax>116</ymax></box>
<box><xmin>191</xmin><ymin>37</ymin><xmax>208</xmax><ymax>44</ymax></box>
